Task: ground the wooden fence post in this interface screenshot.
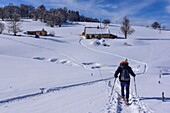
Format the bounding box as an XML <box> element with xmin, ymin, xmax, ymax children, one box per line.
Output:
<box><xmin>162</xmin><ymin>92</ymin><xmax>165</xmax><ymax>102</ymax></box>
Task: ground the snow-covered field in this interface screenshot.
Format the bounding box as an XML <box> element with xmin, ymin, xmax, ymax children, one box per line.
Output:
<box><xmin>0</xmin><ymin>19</ymin><xmax>170</xmax><ymax>113</ymax></box>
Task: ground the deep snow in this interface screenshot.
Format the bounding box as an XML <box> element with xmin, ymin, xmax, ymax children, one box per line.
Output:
<box><xmin>0</xmin><ymin>19</ymin><xmax>170</xmax><ymax>113</ymax></box>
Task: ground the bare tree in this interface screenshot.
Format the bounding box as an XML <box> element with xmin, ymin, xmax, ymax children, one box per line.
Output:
<box><xmin>45</xmin><ymin>9</ymin><xmax>58</xmax><ymax>27</ymax></box>
<box><xmin>28</xmin><ymin>5</ymin><xmax>35</xmax><ymax>18</ymax></box>
<box><xmin>32</xmin><ymin>9</ymin><xmax>39</xmax><ymax>21</ymax></box>
<box><xmin>0</xmin><ymin>7</ymin><xmax>5</xmax><ymax>21</ymax></box>
<box><xmin>3</xmin><ymin>3</ymin><xmax>15</xmax><ymax>19</ymax></box>
<box><xmin>8</xmin><ymin>21</ymin><xmax>21</xmax><ymax>36</ymax></box>
<box><xmin>58</xmin><ymin>8</ymin><xmax>68</xmax><ymax>23</ymax></box>
<box><xmin>120</xmin><ymin>16</ymin><xmax>135</xmax><ymax>39</ymax></box>
<box><xmin>37</xmin><ymin>5</ymin><xmax>46</xmax><ymax>22</ymax></box>
<box><xmin>8</xmin><ymin>14</ymin><xmax>21</xmax><ymax>36</ymax></box>
<box><xmin>0</xmin><ymin>22</ymin><xmax>5</xmax><ymax>34</ymax></box>
<box><xmin>68</xmin><ymin>10</ymin><xmax>79</xmax><ymax>21</ymax></box>
<box><xmin>20</xmin><ymin>4</ymin><xmax>29</xmax><ymax>18</ymax></box>
<box><xmin>45</xmin><ymin>8</ymin><xmax>67</xmax><ymax>27</ymax></box>
<box><xmin>3</xmin><ymin>3</ymin><xmax>21</xmax><ymax>21</ymax></box>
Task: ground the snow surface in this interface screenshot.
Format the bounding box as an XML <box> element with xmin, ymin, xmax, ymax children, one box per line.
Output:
<box><xmin>0</xmin><ymin>19</ymin><xmax>170</xmax><ymax>113</ymax></box>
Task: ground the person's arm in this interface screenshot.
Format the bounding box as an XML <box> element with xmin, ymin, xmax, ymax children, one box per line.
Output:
<box><xmin>129</xmin><ymin>67</ymin><xmax>136</xmax><ymax>77</ymax></box>
<box><xmin>114</xmin><ymin>66</ymin><xmax>121</xmax><ymax>78</ymax></box>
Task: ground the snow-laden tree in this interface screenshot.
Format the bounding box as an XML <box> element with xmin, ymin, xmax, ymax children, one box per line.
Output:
<box><xmin>120</xmin><ymin>16</ymin><xmax>135</xmax><ymax>39</ymax></box>
<box><xmin>8</xmin><ymin>14</ymin><xmax>21</xmax><ymax>36</ymax></box>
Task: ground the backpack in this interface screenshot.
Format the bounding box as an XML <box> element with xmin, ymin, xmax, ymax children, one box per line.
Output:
<box><xmin>120</xmin><ymin>67</ymin><xmax>130</xmax><ymax>81</ymax></box>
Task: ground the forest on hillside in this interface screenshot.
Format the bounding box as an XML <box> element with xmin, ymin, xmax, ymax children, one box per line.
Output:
<box><xmin>0</xmin><ymin>3</ymin><xmax>105</xmax><ymax>27</ymax></box>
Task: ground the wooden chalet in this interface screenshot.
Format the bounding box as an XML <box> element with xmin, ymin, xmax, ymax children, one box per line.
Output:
<box><xmin>83</xmin><ymin>27</ymin><xmax>117</xmax><ymax>39</ymax></box>
<box><xmin>27</xmin><ymin>28</ymin><xmax>47</xmax><ymax>36</ymax></box>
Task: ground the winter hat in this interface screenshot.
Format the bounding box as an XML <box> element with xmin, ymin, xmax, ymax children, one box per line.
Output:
<box><xmin>120</xmin><ymin>59</ymin><xmax>128</xmax><ymax>65</ymax></box>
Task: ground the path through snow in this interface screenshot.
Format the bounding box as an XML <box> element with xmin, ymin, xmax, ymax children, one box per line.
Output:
<box><xmin>79</xmin><ymin>39</ymin><xmax>152</xmax><ymax>113</ymax></box>
<box><xmin>106</xmin><ymin>80</ymin><xmax>153</xmax><ymax>113</ymax></box>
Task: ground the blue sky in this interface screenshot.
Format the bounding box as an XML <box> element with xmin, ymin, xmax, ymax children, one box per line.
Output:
<box><xmin>1</xmin><ymin>0</ymin><xmax>170</xmax><ymax>27</ymax></box>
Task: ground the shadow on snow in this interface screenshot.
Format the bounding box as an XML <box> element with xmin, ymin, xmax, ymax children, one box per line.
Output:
<box><xmin>0</xmin><ymin>77</ymin><xmax>113</xmax><ymax>105</ymax></box>
<box><xmin>140</xmin><ymin>97</ymin><xmax>170</xmax><ymax>102</ymax></box>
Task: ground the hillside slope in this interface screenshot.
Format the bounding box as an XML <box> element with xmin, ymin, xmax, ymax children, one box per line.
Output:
<box><xmin>0</xmin><ymin>20</ymin><xmax>170</xmax><ymax>113</ymax></box>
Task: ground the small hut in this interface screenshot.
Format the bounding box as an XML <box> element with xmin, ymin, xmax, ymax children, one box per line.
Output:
<box><xmin>27</xmin><ymin>28</ymin><xmax>47</xmax><ymax>36</ymax></box>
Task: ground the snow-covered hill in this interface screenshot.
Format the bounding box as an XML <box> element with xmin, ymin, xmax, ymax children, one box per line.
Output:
<box><xmin>0</xmin><ymin>19</ymin><xmax>170</xmax><ymax>113</ymax></box>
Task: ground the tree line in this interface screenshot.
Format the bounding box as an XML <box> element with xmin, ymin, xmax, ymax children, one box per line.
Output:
<box><xmin>0</xmin><ymin>3</ymin><xmax>162</xmax><ymax>38</ymax></box>
<box><xmin>0</xmin><ymin>3</ymin><xmax>100</xmax><ymax>27</ymax></box>
<box><xmin>0</xmin><ymin>3</ymin><xmax>104</xmax><ymax>35</ymax></box>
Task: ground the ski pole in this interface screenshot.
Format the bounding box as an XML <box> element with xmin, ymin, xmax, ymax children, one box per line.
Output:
<box><xmin>110</xmin><ymin>78</ymin><xmax>116</xmax><ymax>96</ymax></box>
<box><xmin>134</xmin><ymin>77</ymin><xmax>138</xmax><ymax>96</ymax></box>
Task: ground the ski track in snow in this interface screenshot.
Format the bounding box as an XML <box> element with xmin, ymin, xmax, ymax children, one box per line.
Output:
<box><xmin>0</xmin><ymin>77</ymin><xmax>113</xmax><ymax>105</ymax></box>
<box><xmin>106</xmin><ymin>80</ymin><xmax>153</xmax><ymax>113</ymax></box>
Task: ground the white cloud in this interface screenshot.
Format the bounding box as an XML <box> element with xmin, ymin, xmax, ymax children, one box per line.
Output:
<box><xmin>98</xmin><ymin>4</ymin><xmax>118</xmax><ymax>10</ymax></box>
<box><xmin>164</xmin><ymin>0</ymin><xmax>170</xmax><ymax>13</ymax></box>
<box><xmin>166</xmin><ymin>5</ymin><xmax>170</xmax><ymax>13</ymax></box>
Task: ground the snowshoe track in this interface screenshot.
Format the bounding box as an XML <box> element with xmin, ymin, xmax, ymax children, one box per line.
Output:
<box><xmin>106</xmin><ymin>80</ymin><xmax>153</xmax><ymax>113</ymax></box>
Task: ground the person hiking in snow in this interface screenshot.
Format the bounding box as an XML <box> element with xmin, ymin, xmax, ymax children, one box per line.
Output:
<box><xmin>114</xmin><ymin>59</ymin><xmax>136</xmax><ymax>103</ymax></box>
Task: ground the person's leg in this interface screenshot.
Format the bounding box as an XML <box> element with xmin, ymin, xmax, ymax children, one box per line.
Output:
<box><xmin>120</xmin><ymin>82</ymin><xmax>125</xmax><ymax>99</ymax></box>
<box><xmin>125</xmin><ymin>82</ymin><xmax>130</xmax><ymax>102</ymax></box>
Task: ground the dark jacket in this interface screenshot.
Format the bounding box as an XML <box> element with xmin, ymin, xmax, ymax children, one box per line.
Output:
<box><xmin>114</xmin><ymin>62</ymin><xmax>136</xmax><ymax>82</ymax></box>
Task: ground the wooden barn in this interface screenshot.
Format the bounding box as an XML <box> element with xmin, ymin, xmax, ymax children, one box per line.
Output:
<box><xmin>82</xmin><ymin>27</ymin><xmax>117</xmax><ymax>39</ymax></box>
<box><xmin>27</xmin><ymin>28</ymin><xmax>47</xmax><ymax>36</ymax></box>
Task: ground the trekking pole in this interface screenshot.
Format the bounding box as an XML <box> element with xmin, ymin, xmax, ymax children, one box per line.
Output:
<box><xmin>110</xmin><ymin>78</ymin><xmax>117</xmax><ymax>96</ymax></box>
<box><xmin>134</xmin><ymin>77</ymin><xmax>138</xmax><ymax>96</ymax></box>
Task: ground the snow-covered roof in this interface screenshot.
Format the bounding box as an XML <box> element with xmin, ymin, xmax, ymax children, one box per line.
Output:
<box><xmin>85</xmin><ymin>27</ymin><xmax>110</xmax><ymax>34</ymax></box>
